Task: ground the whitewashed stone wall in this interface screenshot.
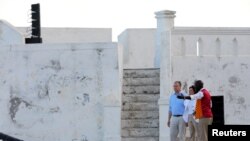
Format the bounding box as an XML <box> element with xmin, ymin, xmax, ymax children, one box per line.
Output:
<box><xmin>171</xmin><ymin>29</ymin><xmax>250</xmax><ymax>124</ymax></box>
<box><xmin>172</xmin><ymin>57</ymin><xmax>250</xmax><ymax>124</ymax></box>
<box><xmin>17</xmin><ymin>27</ymin><xmax>112</xmax><ymax>43</ymax></box>
<box><xmin>172</xmin><ymin>27</ymin><xmax>250</xmax><ymax>56</ymax></box>
<box><xmin>118</xmin><ymin>29</ymin><xmax>156</xmax><ymax>68</ymax></box>
<box><xmin>0</xmin><ymin>20</ymin><xmax>24</xmax><ymax>45</ymax></box>
<box><xmin>118</xmin><ymin>11</ymin><xmax>250</xmax><ymax>140</ymax></box>
<box><xmin>0</xmin><ymin>43</ymin><xmax>121</xmax><ymax>141</ymax></box>
<box><xmin>0</xmin><ymin>20</ymin><xmax>112</xmax><ymax>45</ymax></box>
<box><xmin>118</xmin><ymin>28</ymin><xmax>250</xmax><ymax>68</ymax></box>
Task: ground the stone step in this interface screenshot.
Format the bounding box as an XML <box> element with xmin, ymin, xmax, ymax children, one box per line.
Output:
<box><xmin>122</xmin><ymin>137</ymin><xmax>159</xmax><ymax>141</ymax></box>
<box><xmin>122</xmin><ymin>119</ymin><xmax>159</xmax><ymax>128</ymax></box>
<box><xmin>122</xmin><ymin>128</ymin><xmax>159</xmax><ymax>137</ymax></box>
<box><xmin>124</xmin><ymin>69</ymin><xmax>160</xmax><ymax>78</ymax></box>
<box><xmin>122</xmin><ymin>102</ymin><xmax>158</xmax><ymax>111</ymax></box>
<box><xmin>122</xmin><ymin>111</ymin><xmax>159</xmax><ymax>119</ymax></box>
<box><xmin>123</xmin><ymin>77</ymin><xmax>160</xmax><ymax>86</ymax></box>
<box><xmin>123</xmin><ymin>94</ymin><xmax>159</xmax><ymax>103</ymax></box>
<box><xmin>122</xmin><ymin>69</ymin><xmax>160</xmax><ymax>140</ymax></box>
<box><xmin>123</xmin><ymin>85</ymin><xmax>160</xmax><ymax>94</ymax></box>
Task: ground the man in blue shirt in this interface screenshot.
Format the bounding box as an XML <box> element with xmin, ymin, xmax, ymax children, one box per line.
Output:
<box><xmin>167</xmin><ymin>81</ymin><xmax>186</xmax><ymax>141</ymax></box>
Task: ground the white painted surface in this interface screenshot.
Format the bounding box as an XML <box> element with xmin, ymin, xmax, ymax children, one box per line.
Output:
<box><xmin>152</xmin><ymin>10</ymin><xmax>250</xmax><ymax>141</ymax></box>
<box><xmin>172</xmin><ymin>56</ymin><xmax>250</xmax><ymax>124</ymax></box>
<box><xmin>0</xmin><ymin>20</ymin><xmax>24</xmax><ymax>45</ymax></box>
<box><xmin>118</xmin><ymin>15</ymin><xmax>250</xmax><ymax>140</ymax></box>
<box><xmin>17</xmin><ymin>27</ymin><xmax>112</xmax><ymax>43</ymax></box>
<box><xmin>155</xmin><ymin>10</ymin><xmax>176</xmax><ymax>141</ymax></box>
<box><xmin>118</xmin><ymin>29</ymin><xmax>156</xmax><ymax>69</ymax></box>
<box><xmin>0</xmin><ymin>21</ymin><xmax>112</xmax><ymax>45</ymax></box>
<box><xmin>118</xmin><ymin>28</ymin><xmax>250</xmax><ymax>68</ymax></box>
<box><xmin>0</xmin><ymin>43</ymin><xmax>121</xmax><ymax>141</ymax></box>
<box><xmin>171</xmin><ymin>27</ymin><xmax>250</xmax><ymax>57</ymax></box>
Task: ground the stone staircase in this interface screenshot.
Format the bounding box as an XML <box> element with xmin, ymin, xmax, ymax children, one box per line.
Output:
<box><xmin>122</xmin><ymin>69</ymin><xmax>160</xmax><ymax>141</ymax></box>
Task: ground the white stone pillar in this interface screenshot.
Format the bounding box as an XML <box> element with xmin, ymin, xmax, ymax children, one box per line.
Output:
<box><xmin>155</xmin><ymin>10</ymin><xmax>176</xmax><ymax>141</ymax></box>
<box><xmin>103</xmin><ymin>96</ymin><xmax>121</xmax><ymax>141</ymax></box>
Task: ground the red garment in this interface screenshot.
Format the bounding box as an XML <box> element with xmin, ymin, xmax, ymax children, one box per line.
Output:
<box><xmin>200</xmin><ymin>89</ymin><xmax>213</xmax><ymax>118</ymax></box>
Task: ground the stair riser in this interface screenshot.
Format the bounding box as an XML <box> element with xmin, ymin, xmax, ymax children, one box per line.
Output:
<box><xmin>122</xmin><ymin>119</ymin><xmax>159</xmax><ymax>128</ymax></box>
<box><xmin>122</xmin><ymin>128</ymin><xmax>159</xmax><ymax>137</ymax></box>
<box><xmin>123</xmin><ymin>77</ymin><xmax>160</xmax><ymax>86</ymax></box>
<box><xmin>124</xmin><ymin>69</ymin><xmax>160</xmax><ymax>78</ymax></box>
<box><xmin>123</xmin><ymin>94</ymin><xmax>159</xmax><ymax>103</ymax></box>
<box><xmin>123</xmin><ymin>86</ymin><xmax>160</xmax><ymax>94</ymax></box>
<box><xmin>122</xmin><ymin>103</ymin><xmax>158</xmax><ymax>111</ymax></box>
<box><xmin>122</xmin><ymin>111</ymin><xmax>159</xmax><ymax>119</ymax></box>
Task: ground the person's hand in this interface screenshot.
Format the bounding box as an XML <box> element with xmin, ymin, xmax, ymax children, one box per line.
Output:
<box><xmin>177</xmin><ymin>95</ymin><xmax>184</xmax><ymax>99</ymax></box>
<box><xmin>167</xmin><ymin>121</ymin><xmax>170</xmax><ymax>127</ymax></box>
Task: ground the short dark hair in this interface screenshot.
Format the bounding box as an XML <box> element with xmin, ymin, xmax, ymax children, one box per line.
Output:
<box><xmin>194</xmin><ymin>80</ymin><xmax>204</xmax><ymax>92</ymax></box>
<box><xmin>189</xmin><ymin>85</ymin><xmax>196</xmax><ymax>92</ymax></box>
<box><xmin>174</xmin><ymin>81</ymin><xmax>182</xmax><ymax>87</ymax></box>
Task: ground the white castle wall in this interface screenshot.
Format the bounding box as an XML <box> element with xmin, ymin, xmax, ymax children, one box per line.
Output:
<box><xmin>17</xmin><ymin>27</ymin><xmax>112</xmax><ymax>43</ymax></box>
<box><xmin>0</xmin><ymin>20</ymin><xmax>24</xmax><ymax>45</ymax></box>
<box><xmin>119</xmin><ymin>12</ymin><xmax>250</xmax><ymax>140</ymax></box>
<box><xmin>118</xmin><ymin>27</ymin><xmax>250</xmax><ymax>68</ymax></box>
<box><xmin>0</xmin><ymin>20</ymin><xmax>112</xmax><ymax>46</ymax></box>
<box><xmin>1</xmin><ymin>9</ymin><xmax>250</xmax><ymax>141</ymax></box>
<box><xmin>0</xmin><ymin>43</ymin><xmax>121</xmax><ymax>141</ymax></box>
<box><xmin>171</xmin><ymin>28</ymin><xmax>250</xmax><ymax>124</ymax></box>
<box><xmin>119</xmin><ymin>27</ymin><xmax>250</xmax><ymax>124</ymax></box>
<box><xmin>118</xmin><ymin>29</ymin><xmax>156</xmax><ymax>68</ymax></box>
<box><xmin>172</xmin><ymin>27</ymin><xmax>250</xmax><ymax>56</ymax></box>
<box><xmin>172</xmin><ymin>57</ymin><xmax>250</xmax><ymax>124</ymax></box>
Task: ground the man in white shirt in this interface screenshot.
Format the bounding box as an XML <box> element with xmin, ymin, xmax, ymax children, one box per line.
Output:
<box><xmin>183</xmin><ymin>86</ymin><xmax>198</xmax><ymax>141</ymax></box>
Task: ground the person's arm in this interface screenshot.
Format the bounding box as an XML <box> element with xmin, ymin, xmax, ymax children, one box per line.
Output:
<box><xmin>190</xmin><ymin>91</ymin><xmax>204</xmax><ymax>100</ymax></box>
<box><xmin>177</xmin><ymin>91</ymin><xmax>204</xmax><ymax>100</ymax></box>
<box><xmin>167</xmin><ymin>111</ymin><xmax>172</xmax><ymax>127</ymax></box>
<box><xmin>168</xmin><ymin>96</ymin><xmax>172</xmax><ymax>127</ymax></box>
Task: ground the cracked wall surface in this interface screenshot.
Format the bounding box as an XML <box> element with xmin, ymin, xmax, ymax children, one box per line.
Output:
<box><xmin>119</xmin><ymin>28</ymin><xmax>250</xmax><ymax>125</ymax></box>
<box><xmin>0</xmin><ymin>43</ymin><xmax>120</xmax><ymax>141</ymax></box>
<box><xmin>172</xmin><ymin>57</ymin><xmax>250</xmax><ymax>124</ymax></box>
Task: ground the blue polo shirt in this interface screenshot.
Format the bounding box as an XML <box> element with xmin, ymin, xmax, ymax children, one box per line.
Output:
<box><xmin>169</xmin><ymin>92</ymin><xmax>186</xmax><ymax>116</ymax></box>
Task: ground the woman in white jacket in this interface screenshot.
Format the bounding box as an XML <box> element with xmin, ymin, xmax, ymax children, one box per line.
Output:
<box><xmin>183</xmin><ymin>86</ymin><xmax>198</xmax><ymax>141</ymax></box>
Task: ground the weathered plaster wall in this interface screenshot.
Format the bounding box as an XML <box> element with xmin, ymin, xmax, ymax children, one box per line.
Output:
<box><xmin>118</xmin><ymin>27</ymin><xmax>250</xmax><ymax>68</ymax></box>
<box><xmin>119</xmin><ymin>27</ymin><xmax>250</xmax><ymax>124</ymax></box>
<box><xmin>118</xmin><ymin>29</ymin><xmax>156</xmax><ymax>69</ymax></box>
<box><xmin>0</xmin><ymin>43</ymin><xmax>121</xmax><ymax>141</ymax></box>
<box><xmin>0</xmin><ymin>20</ymin><xmax>112</xmax><ymax>45</ymax></box>
<box><xmin>172</xmin><ymin>27</ymin><xmax>250</xmax><ymax>56</ymax></box>
<box><xmin>172</xmin><ymin>57</ymin><xmax>250</xmax><ymax>124</ymax></box>
<box><xmin>0</xmin><ymin>20</ymin><xmax>24</xmax><ymax>45</ymax></box>
<box><xmin>171</xmin><ymin>28</ymin><xmax>250</xmax><ymax>124</ymax></box>
<box><xmin>17</xmin><ymin>27</ymin><xmax>112</xmax><ymax>43</ymax></box>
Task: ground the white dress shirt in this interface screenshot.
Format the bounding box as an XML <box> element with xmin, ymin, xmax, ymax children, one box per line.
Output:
<box><xmin>183</xmin><ymin>99</ymin><xmax>196</xmax><ymax>122</ymax></box>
